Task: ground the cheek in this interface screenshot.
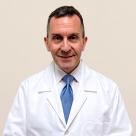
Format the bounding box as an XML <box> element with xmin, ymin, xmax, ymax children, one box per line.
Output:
<box><xmin>49</xmin><ymin>44</ymin><xmax>59</xmax><ymax>52</ymax></box>
<box><xmin>73</xmin><ymin>41</ymin><xmax>85</xmax><ymax>52</ymax></box>
<box><xmin>74</xmin><ymin>46</ymin><xmax>84</xmax><ymax>54</ymax></box>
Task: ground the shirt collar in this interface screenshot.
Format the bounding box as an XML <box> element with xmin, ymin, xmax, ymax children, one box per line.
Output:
<box><xmin>54</xmin><ymin>60</ymin><xmax>83</xmax><ymax>83</ymax></box>
<box><xmin>54</xmin><ymin>63</ymin><xmax>66</xmax><ymax>83</ymax></box>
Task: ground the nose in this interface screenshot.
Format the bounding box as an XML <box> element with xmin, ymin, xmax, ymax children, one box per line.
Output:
<box><xmin>61</xmin><ymin>38</ymin><xmax>71</xmax><ymax>52</ymax></box>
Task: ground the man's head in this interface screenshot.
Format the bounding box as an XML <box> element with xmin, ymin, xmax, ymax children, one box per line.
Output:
<box><xmin>44</xmin><ymin>6</ymin><xmax>87</xmax><ymax>73</ymax></box>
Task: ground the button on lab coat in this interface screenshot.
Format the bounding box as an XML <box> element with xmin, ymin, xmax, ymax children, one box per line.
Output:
<box><xmin>3</xmin><ymin>62</ymin><xmax>132</xmax><ymax>136</ymax></box>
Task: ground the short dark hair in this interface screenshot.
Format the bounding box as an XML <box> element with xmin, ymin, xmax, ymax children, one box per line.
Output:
<box><xmin>47</xmin><ymin>6</ymin><xmax>85</xmax><ymax>37</ymax></box>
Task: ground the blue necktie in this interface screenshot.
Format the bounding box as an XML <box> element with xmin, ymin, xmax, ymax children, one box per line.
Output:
<box><xmin>60</xmin><ymin>74</ymin><xmax>74</xmax><ymax>123</ymax></box>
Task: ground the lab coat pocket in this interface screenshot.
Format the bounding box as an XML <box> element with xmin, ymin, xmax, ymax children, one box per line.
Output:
<box><xmin>82</xmin><ymin>121</ymin><xmax>104</xmax><ymax>136</ymax></box>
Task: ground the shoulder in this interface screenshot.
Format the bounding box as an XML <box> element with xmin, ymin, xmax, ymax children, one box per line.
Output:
<box><xmin>83</xmin><ymin>63</ymin><xmax>121</xmax><ymax>105</ymax></box>
<box><xmin>20</xmin><ymin>63</ymin><xmax>54</xmax><ymax>89</ymax></box>
<box><xmin>83</xmin><ymin>63</ymin><xmax>118</xmax><ymax>91</ymax></box>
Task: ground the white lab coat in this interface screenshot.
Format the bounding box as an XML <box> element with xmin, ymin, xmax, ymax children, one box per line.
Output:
<box><xmin>3</xmin><ymin>62</ymin><xmax>132</xmax><ymax>136</ymax></box>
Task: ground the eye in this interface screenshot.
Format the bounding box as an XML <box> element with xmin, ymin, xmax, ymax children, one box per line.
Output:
<box><xmin>52</xmin><ymin>35</ymin><xmax>63</xmax><ymax>42</ymax></box>
<box><xmin>68</xmin><ymin>34</ymin><xmax>79</xmax><ymax>42</ymax></box>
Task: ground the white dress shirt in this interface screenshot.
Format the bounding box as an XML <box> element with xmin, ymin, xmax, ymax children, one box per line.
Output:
<box><xmin>54</xmin><ymin>61</ymin><xmax>82</xmax><ymax>99</ymax></box>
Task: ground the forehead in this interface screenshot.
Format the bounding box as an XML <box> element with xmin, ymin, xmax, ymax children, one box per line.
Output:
<box><xmin>48</xmin><ymin>15</ymin><xmax>82</xmax><ymax>35</ymax></box>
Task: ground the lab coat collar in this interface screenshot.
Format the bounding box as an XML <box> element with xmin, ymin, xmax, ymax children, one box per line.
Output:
<box><xmin>37</xmin><ymin>62</ymin><xmax>98</xmax><ymax>128</ymax></box>
<box><xmin>38</xmin><ymin>61</ymin><xmax>97</xmax><ymax>93</ymax></box>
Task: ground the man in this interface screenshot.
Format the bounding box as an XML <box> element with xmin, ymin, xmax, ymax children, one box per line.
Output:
<box><xmin>3</xmin><ymin>6</ymin><xmax>132</xmax><ymax>135</ymax></box>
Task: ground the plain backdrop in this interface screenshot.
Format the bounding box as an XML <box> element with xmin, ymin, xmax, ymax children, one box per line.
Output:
<box><xmin>0</xmin><ymin>0</ymin><xmax>135</xmax><ymax>135</ymax></box>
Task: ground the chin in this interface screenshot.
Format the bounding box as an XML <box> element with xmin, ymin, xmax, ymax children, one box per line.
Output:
<box><xmin>56</xmin><ymin>59</ymin><xmax>79</xmax><ymax>72</ymax></box>
<box><xmin>59</xmin><ymin>64</ymin><xmax>77</xmax><ymax>73</ymax></box>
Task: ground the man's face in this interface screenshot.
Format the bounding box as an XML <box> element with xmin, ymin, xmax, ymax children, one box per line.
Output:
<box><xmin>44</xmin><ymin>15</ymin><xmax>87</xmax><ymax>73</ymax></box>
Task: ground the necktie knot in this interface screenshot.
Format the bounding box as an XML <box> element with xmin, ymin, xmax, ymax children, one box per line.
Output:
<box><xmin>62</xmin><ymin>74</ymin><xmax>74</xmax><ymax>85</ymax></box>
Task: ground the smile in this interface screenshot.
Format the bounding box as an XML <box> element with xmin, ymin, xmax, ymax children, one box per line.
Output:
<box><xmin>57</xmin><ymin>55</ymin><xmax>75</xmax><ymax>58</ymax></box>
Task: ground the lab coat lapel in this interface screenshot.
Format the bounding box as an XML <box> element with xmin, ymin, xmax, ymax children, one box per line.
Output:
<box><xmin>38</xmin><ymin>86</ymin><xmax>66</xmax><ymax>126</ymax></box>
<box><xmin>47</xmin><ymin>91</ymin><xmax>66</xmax><ymax>126</ymax></box>
<box><xmin>66</xmin><ymin>63</ymin><xmax>98</xmax><ymax>129</ymax></box>
<box><xmin>66</xmin><ymin>90</ymin><xmax>87</xmax><ymax>129</ymax></box>
<box><xmin>39</xmin><ymin>63</ymin><xmax>66</xmax><ymax>126</ymax></box>
<box><xmin>66</xmin><ymin>88</ymin><xmax>97</xmax><ymax>130</ymax></box>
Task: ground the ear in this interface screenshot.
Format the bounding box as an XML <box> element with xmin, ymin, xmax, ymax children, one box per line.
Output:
<box><xmin>82</xmin><ymin>36</ymin><xmax>88</xmax><ymax>51</ymax></box>
<box><xmin>44</xmin><ymin>37</ymin><xmax>50</xmax><ymax>51</ymax></box>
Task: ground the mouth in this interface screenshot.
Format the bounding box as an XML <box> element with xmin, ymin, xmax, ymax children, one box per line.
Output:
<box><xmin>57</xmin><ymin>55</ymin><xmax>75</xmax><ymax>58</ymax></box>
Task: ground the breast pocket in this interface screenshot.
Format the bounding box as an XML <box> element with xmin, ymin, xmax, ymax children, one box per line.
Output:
<box><xmin>81</xmin><ymin>121</ymin><xmax>104</xmax><ymax>136</ymax></box>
